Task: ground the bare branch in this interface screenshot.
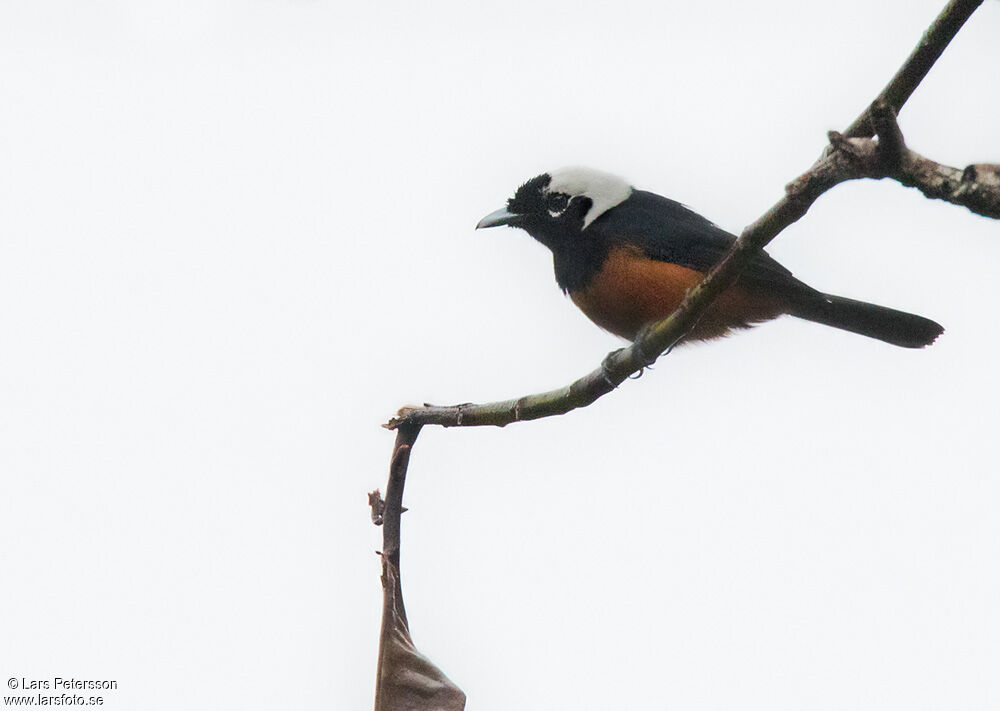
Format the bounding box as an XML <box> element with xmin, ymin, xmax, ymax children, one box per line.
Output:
<box><xmin>895</xmin><ymin>154</ymin><xmax>1000</xmax><ymax>219</ymax></box>
<box><xmin>373</xmin><ymin>425</ymin><xmax>466</xmax><ymax>711</ymax></box>
<box><xmin>867</xmin><ymin>102</ymin><xmax>1000</xmax><ymax>218</ymax></box>
<box><xmin>380</xmin><ymin>426</ymin><xmax>419</xmax><ymax>572</ymax></box>
<box><xmin>844</xmin><ymin>0</ymin><xmax>984</xmax><ymax>138</ymax></box>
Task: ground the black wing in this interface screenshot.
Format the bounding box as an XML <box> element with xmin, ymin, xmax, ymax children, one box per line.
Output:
<box><xmin>589</xmin><ymin>190</ymin><xmax>807</xmax><ymax>293</ymax></box>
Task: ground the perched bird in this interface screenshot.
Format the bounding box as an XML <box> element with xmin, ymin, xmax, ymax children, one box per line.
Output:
<box><xmin>476</xmin><ymin>167</ymin><xmax>943</xmax><ymax>348</ymax></box>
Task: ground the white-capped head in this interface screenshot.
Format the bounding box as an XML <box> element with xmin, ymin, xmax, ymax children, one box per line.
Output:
<box><xmin>546</xmin><ymin>166</ymin><xmax>632</xmax><ymax>228</ymax></box>
<box><xmin>475</xmin><ymin>166</ymin><xmax>634</xmax><ymax>235</ymax></box>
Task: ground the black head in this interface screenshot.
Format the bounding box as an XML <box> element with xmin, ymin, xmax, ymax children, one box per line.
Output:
<box><xmin>476</xmin><ymin>167</ymin><xmax>634</xmax><ymax>291</ymax></box>
<box><xmin>476</xmin><ymin>167</ymin><xmax>633</xmax><ymax>251</ymax></box>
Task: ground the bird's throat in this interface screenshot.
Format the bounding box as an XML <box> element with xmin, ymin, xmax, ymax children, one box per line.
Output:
<box><xmin>546</xmin><ymin>236</ymin><xmax>610</xmax><ymax>293</ymax></box>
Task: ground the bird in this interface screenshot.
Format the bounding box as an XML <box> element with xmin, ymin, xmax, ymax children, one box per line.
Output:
<box><xmin>476</xmin><ymin>167</ymin><xmax>943</xmax><ymax>348</ymax></box>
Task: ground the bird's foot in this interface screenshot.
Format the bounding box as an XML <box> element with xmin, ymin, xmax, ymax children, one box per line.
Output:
<box><xmin>633</xmin><ymin>325</ymin><xmax>678</xmax><ymax>363</ymax></box>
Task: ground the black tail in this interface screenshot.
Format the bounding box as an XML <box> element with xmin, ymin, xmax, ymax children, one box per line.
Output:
<box><xmin>788</xmin><ymin>292</ymin><xmax>944</xmax><ymax>348</ymax></box>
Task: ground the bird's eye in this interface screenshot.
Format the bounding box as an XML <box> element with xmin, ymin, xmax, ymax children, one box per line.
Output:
<box><xmin>546</xmin><ymin>192</ymin><xmax>569</xmax><ymax>214</ymax></box>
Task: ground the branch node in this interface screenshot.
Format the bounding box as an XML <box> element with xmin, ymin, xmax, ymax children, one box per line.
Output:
<box><xmin>869</xmin><ymin>101</ymin><xmax>907</xmax><ymax>172</ymax></box>
<box><xmin>384</xmin><ymin>405</ymin><xmax>421</xmax><ymax>430</ymax></box>
<box><xmin>827</xmin><ymin>130</ymin><xmax>862</xmax><ymax>160</ymax></box>
<box><xmin>600</xmin><ymin>352</ymin><xmax>621</xmax><ymax>389</ymax></box>
<box><xmin>784</xmin><ymin>173</ymin><xmax>809</xmax><ymax>196</ymax></box>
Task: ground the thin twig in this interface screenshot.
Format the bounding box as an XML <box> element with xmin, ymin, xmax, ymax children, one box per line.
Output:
<box><xmin>844</xmin><ymin>0</ymin><xmax>984</xmax><ymax>138</ymax></box>
<box><xmin>380</xmin><ymin>425</ymin><xmax>420</xmax><ymax>569</ymax></box>
<box><xmin>373</xmin><ymin>424</ymin><xmax>425</xmax><ymax>711</ymax></box>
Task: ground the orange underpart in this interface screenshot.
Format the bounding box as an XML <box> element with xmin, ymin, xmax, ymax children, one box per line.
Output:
<box><xmin>569</xmin><ymin>246</ymin><xmax>786</xmax><ymax>341</ymax></box>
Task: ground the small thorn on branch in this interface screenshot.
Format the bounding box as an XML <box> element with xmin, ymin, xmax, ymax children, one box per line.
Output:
<box><xmin>370</xmin><ymin>489</ymin><xmax>406</xmax><ymax>526</ymax></box>
<box><xmin>827</xmin><ymin>130</ymin><xmax>860</xmax><ymax>158</ymax></box>
<box><xmin>369</xmin><ymin>489</ymin><xmax>386</xmax><ymax>525</ymax></box>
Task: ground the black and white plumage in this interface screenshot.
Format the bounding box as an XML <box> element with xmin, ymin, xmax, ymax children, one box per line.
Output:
<box><xmin>477</xmin><ymin>167</ymin><xmax>944</xmax><ymax>348</ymax></box>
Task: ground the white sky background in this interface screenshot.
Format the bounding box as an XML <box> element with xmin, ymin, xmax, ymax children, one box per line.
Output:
<box><xmin>1</xmin><ymin>1</ymin><xmax>998</xmax><ymax>709</ymax></box>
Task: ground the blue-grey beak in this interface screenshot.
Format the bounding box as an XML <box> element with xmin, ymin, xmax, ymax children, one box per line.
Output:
<box><xmin>476</xmin><ymin>208</ymin><xmax>520</xmax><ymax>229</ymax></box>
